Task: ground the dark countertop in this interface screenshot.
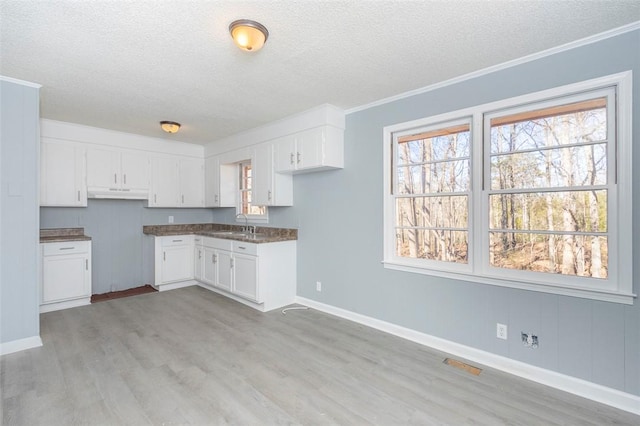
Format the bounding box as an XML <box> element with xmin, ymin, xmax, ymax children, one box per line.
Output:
<box><xmin>143</xmin><ymin>223</ymin><xmax>297</xmax><ymax>244</ymax></box>
<box><xmin>40</xmin><ymin>228</ymin><xmax>91</xmax><ymax>243</ymax></box>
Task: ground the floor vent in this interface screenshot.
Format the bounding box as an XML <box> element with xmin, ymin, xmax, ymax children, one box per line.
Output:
<box><xmin>443</xmin><ymin>358</ymin><xmax>482</xmax><ymax>376</ymax></box>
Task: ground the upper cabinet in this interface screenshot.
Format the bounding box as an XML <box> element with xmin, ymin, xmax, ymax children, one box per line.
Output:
<box><xmin>179</xmin><ymin>157</ymin><xmax>204</xmax><ymax>207</ymax></box>
<box><xmin>274</xmin><ymin>125</ymin><xmax>344</xmax><ymax>174</ymax></box>
<box><xmin>40</xmin><ymin>138</ymin><xmax>87</xmax><ymax>207</ymax></box>
<box><xmin>253</xmin><ymin>143</ymin><xmax>292</xmax><ymax>206</ymax></box>
<box><xmin>86</xmin><ymin>147</ymin><xmax>149</xmax><ymax>199</ymax></box>
<box><xmin>204</xmin><ymin>156</ymin><xmax>235</xmax><ymax>208</ymax></box>
<box><xmin>149</xmin><ymin>156</ymin><xmax>204</xmax><ymax>208</ymax></box>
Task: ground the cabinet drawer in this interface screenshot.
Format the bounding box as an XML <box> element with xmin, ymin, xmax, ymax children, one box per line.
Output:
<box><xmin>233</xmin><ymin>241</ymin><xmax>257</xmax><ymax>256</ymax></box>
<box><xmin>42</xmin><ymin>241</ymin><xmax>90</xmax><ymax>256</ymax></box>
<box><xmin>159</xmin><ymin>235</ymin><xmax>193</xmax><ymax>247</ymax></box>
<box><xmin>203</xmin><ymin>237</ymin><xmax>232</xmax><ymax>251</ymax></box>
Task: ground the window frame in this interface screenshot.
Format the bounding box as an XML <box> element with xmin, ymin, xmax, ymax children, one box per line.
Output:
<box><xmin>382</xmin><ymin>71</ymin><xmax>634</xmax><ymax>304</ymax></box>
<box><xmin>236</xmin><ymin>160</ymin><xmax>269</xmax><ymax>223</ymax></box>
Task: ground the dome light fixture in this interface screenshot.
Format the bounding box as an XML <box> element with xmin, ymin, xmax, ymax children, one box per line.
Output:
<box><xmin>229</xmin><ymin>19</ymin><xmax>269</xmax><ymax>52</ymax></box>
<box><xmin>160</xmin><ymin>121</ymin><xmax>181</xmax><ymax>134</ymax></box>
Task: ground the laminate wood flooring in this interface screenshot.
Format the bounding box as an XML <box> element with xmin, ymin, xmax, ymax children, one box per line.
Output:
<box><xmin>2</xmin><ymin>286</ymin><xmax>639</xmax><ymax>425</ymax></box>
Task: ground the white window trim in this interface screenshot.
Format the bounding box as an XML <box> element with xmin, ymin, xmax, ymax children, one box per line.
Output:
<box><xmin>236</xmin><ymin>161</ymin><xmax>269</xmax><ymax>224</ymax></box>
<box><xmin>383</xmin><ymin>71</ymin><xmax>634</xmax><ymax>304</ymax></box>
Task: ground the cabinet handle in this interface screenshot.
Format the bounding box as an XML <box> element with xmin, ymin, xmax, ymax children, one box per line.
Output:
<box><xmin>290</xmin><ymin>152</ymin><xmax>294</xmax><ymax>165</ymax></box>
<box><xmin>297</xmin><ymin>152</ymin><xmax>301</xmax><ymax>164</ymax></box>
<box><xmin>163</xmin><ymin>251</ymin><xmax>166</xmax><ymax>261</ymax></box>
<box><xmin>215</xmin><ymin>194</ymin><xmax>219</xmax><ymax>203</ymax></box>
<box><xmin>154</xmin><ymin>194</ymin><xmax>157</xmax><ymax>203</ymax></box>
<box><xmin>213</xmin><ymin>254</ymin><xmax>217</xmax><ymax>263</ymax></box>
<box><xmin>85</xmin><ymin>259</ymin><xmax>88</xmax><ymax>270</ymax></box>
<box><xmin>237</xmin><ymin>246</ymin><xmax>246</xmax><ymax>250</ymax></box>
<box><xmin>114</xmin><ymin>173</ymin><xmax>117</xmax><ymax>184</ymax></box>
<box><xmin>59</xmin><ymin>247</ymin><xmax>75</xmax><ymax>251</ymax></box>
<box><xmin>198</xmin><ymin>250</ymin><xmax>202</xmax><ymax>259</ymax></box>
<box><xmin>123</xmin><ymin>174</ymin><xmax>127</xmax><ymax>185</ymax></box>
<box><xmin>230</xmin><ymin>258</ymin><xmax>234</xmax><ymax>268</ymax></box>
<box><xmin>77</xmin><ymin>190</ymin><xmax>80</xmax><ymax>202</ymax></box>
<box><xmin>268</xmin><ymin>190</ymin><xmax>272</xmax><ymax>201</ymax></box>
<box><xmin>172</xmin><ymin>239</ymin><xmax>183</xmax><ymax>242</ymax></box>
<box><xmin>182</xmin><ymin>195</ymin><xmax>184</xmax><ymax>204</ymax></box>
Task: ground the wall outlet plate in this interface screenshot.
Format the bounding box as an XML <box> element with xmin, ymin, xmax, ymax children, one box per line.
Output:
<box><xmin>316</xmin><ymin>281</ymin><xmax>322</xmax><ymax>292</ymax></box>
<box><xmin>497</xmin><ymin>323</ymin><xmax>508</xmax><ymax>340</ymax></box>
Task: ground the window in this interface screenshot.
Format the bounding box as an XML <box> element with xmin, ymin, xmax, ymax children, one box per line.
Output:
<box><xmin>237</xmin><ymin>161</ymin><xmax>267</xmax><ymax>221</ymax></box>
<box><xmin>383</xmin><ymin>72</ymin><xmax>633</xmax><ymax>304</ymax></box>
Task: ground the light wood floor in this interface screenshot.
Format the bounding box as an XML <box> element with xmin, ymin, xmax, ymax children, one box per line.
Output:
<box><xmin>2</xmin><ymin>286</ymin><xmax>638</xmax><ymax>425</ymax></box>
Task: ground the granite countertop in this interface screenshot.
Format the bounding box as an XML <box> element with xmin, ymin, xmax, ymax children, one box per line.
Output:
<box><xmin>40</xmin><ymin>228</ymin><xmax>91</xmax><ymax>243</ymax></box>
<box><xmin>143</xmin><ymin>223</ymin><xmax>297</xmax><ymax>244</ymax></box>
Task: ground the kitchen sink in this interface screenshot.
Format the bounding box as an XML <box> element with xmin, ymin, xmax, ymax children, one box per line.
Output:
<box><xmin>206</xmin><ymin>231</ymin><xmax>241</xmax><ymax>236</ymax></box>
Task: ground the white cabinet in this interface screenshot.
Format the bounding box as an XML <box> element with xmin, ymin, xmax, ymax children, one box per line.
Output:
<box><xmin>204</xmin><ymin>156</ymin><xmax>236</xmax><ymax>208</ymax></box>
<box><xmin>233</xmin><ymin>252</ymin><xmax>259</xmax><ymax>302</ymax></box>
<box><xmin>152</xmin><ymin>234</ymin><xmax>296</xmax><ymax>311</ymax></box>
<box><xmin>253</xmin><ymin>143</ymin><xmax>293</xmax><ymax>206</ymax></box>
<box><xmin>274</xmin><ymin>125</ymin><xmax>344</xmax><ymax>174</ymax></box>
<box><xmin>86</xmin><ymin>147</ymin><xmax>149</xmax><ymax>198</ymax></box>
<box><xmin>194</xmin><ymin>237</ymin><xmax>204</xmax><ymax>282</ymax></box>
<box><xmin>40</xmin><ymin>241</ymin><xmax>92</xmax><ymax>312</ymax></box>
<box><xmin>149</xmin><ymin>157</ymin><xmax>178</xmax><ymax>207</ymax></box>
<box><xmin>179</xmin><ymin>158</ymin><xmax>204</xmax><ymax>207</ymax></box>
<box><xmin>40</xmin><ymin>139</ymin><xmax>87</xmax><ymax>207</ymax></box>
<box><xmin>149</xmin><ymin>157</ymin><xmax>204</xmax><ymax>207</ymax></box>
<box><xmin>154</xmin><ymin>235</ymin><xmax>194</xmax><ymax>289</ymax></box>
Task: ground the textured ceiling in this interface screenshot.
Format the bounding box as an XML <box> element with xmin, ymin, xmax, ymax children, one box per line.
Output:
<box><xmin>1</xmin><ymin>1</ymin><xmax>639</xmax><ymax>146</ymax></box>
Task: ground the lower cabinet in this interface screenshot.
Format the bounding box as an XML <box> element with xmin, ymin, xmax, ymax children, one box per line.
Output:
<box><xmin>40</xmin><ymin>240</ymin><xmax>92</xmax><ymax>312</ymax></box>
<box><xmin>232</xmin><ymin>252</ymin><xmax>258</xmax><ymax>302</ymax></box>
<box><xmin>154</xmin><ymin>235</ymin><xmax>194</xmax><ymax>289</ymax></box>
<box><xmin>155</xmin><ymin>234</ymin><xmax>296</xmax><ymax>311</ymax></box>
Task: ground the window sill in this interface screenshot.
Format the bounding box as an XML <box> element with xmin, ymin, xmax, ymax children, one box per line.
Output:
<box><xmin>382</xmin><ymin>260</ymin><xmax>636</xmax><ymax>305</ymax></box>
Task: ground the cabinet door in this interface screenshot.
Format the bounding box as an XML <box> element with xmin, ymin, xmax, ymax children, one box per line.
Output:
<box><xmin>86</xmin><ymin>148</ymin><xmax>120</xmax><ymax>189</ymax></box>
<box><xmin>215</xmin><ymin>250</ymin><xmax>233</xmax><ymax>292</ymax></box>
<box><xmin>42</xmin><ymin>254</ymin><xmax>90</xmax><ymax>303</ymax></box>
<box><xmin>204</xmin><ymin>157</ymin><xmax>220</xmax><ymax>207</ymax></box>
<box><xmin>121</xmin><ymin>151</ymin><xmax>150</xmax><ymax>191</ymax></box>
<box><xmin>252</xmin><ymin>143</ymin><xmax>272</xmax><ymax>206</ymax></box>
<box><xmin>296</xmin><ymin>127</ymin><xmax>324</xmax><ymax>170</ymax></box>
<box><xmin>194</xmin><ymin>246</ymin><xmax>203</xmax><ymax>282</ymax></box>
<box><xmin>179</xmin><ymin>158</ymin><xmax>204</xmax><ymax>207</ymax></box>
<box><xmin>274</xmin><ymin>135</ymin><xmax>297</xmax><ymax>173</ymax></box>
<box><xmin>40</xmin><ymin>141</ymin><xmax>86</xmax><ymax>206</ymax></box>
<box><xmin>232</xmin><ymin>253</ymin><xmax>259</xmax><ymax>302</ymax></box>
<box><xmin>161</xmin><ymin>245</ymin><xmax>193</xmax><ymax>283</ymax></box>
<box><xmin>203</xmin><ymin>247</ymin><xmax>216</xmax><ymax>285</ymax></box>
<box><xmin>149</xmin><ymin>157</ymin><xmax>178</xmax><ymax>207</ymax></box>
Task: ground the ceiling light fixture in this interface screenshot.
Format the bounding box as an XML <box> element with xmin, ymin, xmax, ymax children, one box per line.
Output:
<box><xmin>229</xmin><ymin>19</ymin><xmax>269</xmax><ymax>52</ymax></box>
<box><xmin>160</xmin><ymin>121</ymin><xmax>181</xmax><ymax>134</ymax></box>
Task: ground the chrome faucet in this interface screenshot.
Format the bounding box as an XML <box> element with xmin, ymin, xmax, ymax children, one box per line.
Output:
<box><xmin>235</xmin><ymin>213</ymin><xmax>248</xmax><ymax>233</ymax></box>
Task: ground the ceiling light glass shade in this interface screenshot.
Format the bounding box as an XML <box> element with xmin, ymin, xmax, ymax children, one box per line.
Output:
<box><xmin>229</xmin><ymin>19</ymin><xmax>269</xmax><ymax>52</ymax></box>
<box><xmin>160</xmin><ymin>121</ymin><xmax>181</xmax><ymax>133</ymax></box>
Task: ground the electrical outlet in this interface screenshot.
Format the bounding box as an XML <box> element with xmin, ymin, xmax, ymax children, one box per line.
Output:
<box><xmin>168</xmin><ymin>216</ymin><xmax>174</xmax><ymax>223</ymax></box>
<box><xmin>497</xmin><ymin>323</ymin><xmax>508</xmax><ymax>340</ymax></box>
<box><xmin>316</xmin><ymin>281</ymin><xmax>322</xmax><ymax>292</ymax></box>
<box><xmin>521</xmin><ymin>332</ymin><xmax>539</xmax><ymax>348</ymax></box>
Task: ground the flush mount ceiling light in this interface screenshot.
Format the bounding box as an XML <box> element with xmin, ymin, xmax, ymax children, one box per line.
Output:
<box><xmin>160</xmin><ymin>121</ymin><xmax>181</xmax><ymax>134</ymax></box>
<box><xmin>229</xmin><ymin>19</ymin><xmax>269</xmax><ymax>52</ymax></box>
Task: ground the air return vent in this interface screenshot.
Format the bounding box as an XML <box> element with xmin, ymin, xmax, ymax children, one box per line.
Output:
<box><xmin>443</xmin><ymin>358</ymin><xmax>482</xmax><ymax>376</ymax></box>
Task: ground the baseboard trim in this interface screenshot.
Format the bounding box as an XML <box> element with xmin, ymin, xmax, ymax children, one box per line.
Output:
<box><xmin>295</xmin><ymin>296</ymin><xmax>640</xmax><ymax>415</ymax></box>
<box><xmin>0</xmin><ymin>335</ymin><xmax>43</xmax><ymax>356</ymax></box>
<box><xmin>153</xmin><ymin>280</ymin><xmax>197</xmax><ymax>292</ymax></box>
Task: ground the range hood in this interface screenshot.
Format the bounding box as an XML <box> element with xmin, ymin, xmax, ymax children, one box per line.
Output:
<box><xmin>87</xmin><ymin>187</ymin><xmax>149</xmax><ymax>200</ymax></box>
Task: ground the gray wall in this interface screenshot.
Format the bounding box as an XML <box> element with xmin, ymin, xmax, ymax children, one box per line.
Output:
<box><xmin>289</xmin><ymin>31</ymin><xmax>639</xmax><ymax>395</ymax></box>
<box><xmin>40</xmin><ymin>201</ymin><xmax>214</xmax><ymax>294</ymax></box>
<box><xmin>1</xmin><ymin>80</ymin><xmax>40</xmax><ymax>344</ymax></box>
